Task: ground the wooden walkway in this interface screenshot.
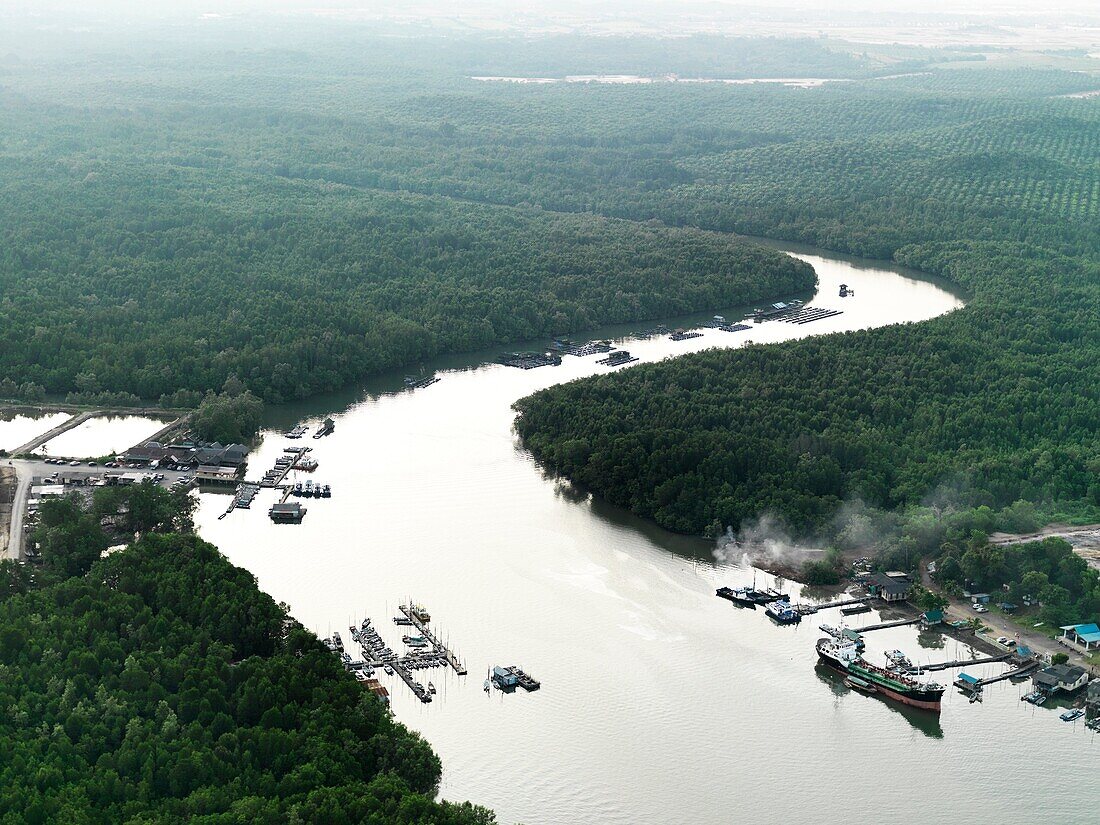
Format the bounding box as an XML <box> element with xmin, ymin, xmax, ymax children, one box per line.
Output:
<box><xmin>852</xmin><ymin>617</ymin><xmax>921</xmax><ymax>633</ymax></box>
<box><xmin>920</xmin><ymin>652</ymin><xmax>1014</xmax><ymax>672</ymax></box>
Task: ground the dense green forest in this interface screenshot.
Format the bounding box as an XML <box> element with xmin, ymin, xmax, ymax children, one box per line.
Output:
<box><xmin>0</xmin><ymin>484</ymin><xmax>493</xmax><ymax>823</ymax></box>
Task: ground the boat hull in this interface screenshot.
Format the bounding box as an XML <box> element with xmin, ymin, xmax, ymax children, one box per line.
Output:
<box><xmin>817</xmin><ymin>651</ymin><xmax>942</xmax><ymax>712</ymax></box>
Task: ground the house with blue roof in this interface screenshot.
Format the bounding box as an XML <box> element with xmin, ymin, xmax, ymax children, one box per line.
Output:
<box><xmin>1059</xmin><ymin>622</ymin><xmax>1100</xmax><ymax>653</ymax></box>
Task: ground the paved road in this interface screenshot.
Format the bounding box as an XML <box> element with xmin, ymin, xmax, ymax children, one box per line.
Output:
<box><xmin>5</xmin><ymin>459</ymin><xmax>194</xmax><ymax>561</ymax></box>
<box><xmin>5</xmin><ymin>461</ymin><xmax>30</xmax><ymax>560</ymax></box>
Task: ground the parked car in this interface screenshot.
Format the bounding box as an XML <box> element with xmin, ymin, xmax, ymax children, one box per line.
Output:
<box><xmin>996</xmin><ymin>636</ymin><xmax>1009</xmax><ymax>645</ymax></box>
<box><xmin>69</xmin><ymin>460</ymin><xmax>80</xmax><ymax>467</ymax></box>
<box><xmin>973</xmin><ymin>604</ymin><xmax>988</xmax><ymax>614</ymax></box>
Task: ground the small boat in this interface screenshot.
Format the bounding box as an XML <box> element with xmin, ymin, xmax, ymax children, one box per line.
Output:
<box><xmin>765</xmin><ymin>600</ymin><xmax>801</xmax><ymax>624</ymax></box>
<box><xmin>428</xmin><ymin>682</ymin><xmax>436</xmax><ymax>694</ymax></box>
<box><xmin>844</xmin><ymin>675</ymin><xmax>876</xmax><ymax>694</ymax></box>
<box><xmin>716</xmin><ymin>586</ymin><xmax>757</xmax><ymax>608</ymax></box>
<box><xmin>384</xmin><ymin>665</ymin><xmax>394</xmax><ymax>675</ymax></box>
<box><xmin>483</xmin><ymin>679</ymin><xmax>491</xmax><ymax>692</ymax></box>
<box><xmin>322</xmin><ymin>484</ymin><xmax>331</xmax><ymax>498</ymax></box>
<box><xmin>841</xmin><ymin>602</ymin><xmax>871</xmax><ymax>616</ymax></box>
<box><xmin>1061</xmin><ymin>709</ymin><xmax>1084</xmax><ymax>722</ymax></box>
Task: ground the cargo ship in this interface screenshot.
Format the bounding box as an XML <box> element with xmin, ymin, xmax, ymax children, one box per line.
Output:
<box><xmin>816</xmin><ymin>637</ymin><xmax>944</xmax><ymax>712</ymax></box>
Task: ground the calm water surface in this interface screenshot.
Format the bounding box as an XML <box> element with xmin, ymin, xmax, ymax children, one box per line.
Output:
<box><xmin>40</xmin><ymin>415</ymin><xmax>167</xmax><ymax>458</ymax></box>
<box><xmin>0</xmin><ymin>411</ymin><xmax>71</xmax><ymax>451</ymax></box>
<box><xmin>194</xmin><ymin>250</ymin><xmax>1094</xmax><ymax>824</ymax></box>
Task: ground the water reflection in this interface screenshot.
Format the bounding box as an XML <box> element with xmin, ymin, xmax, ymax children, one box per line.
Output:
<box><xmin>814</xmin><ymin>664</ymin><xmax>945</xmax><ymax>739</ymax></box>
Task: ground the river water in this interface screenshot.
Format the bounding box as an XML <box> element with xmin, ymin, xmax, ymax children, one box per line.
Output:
<box><xmin>193</xmin><ymin>248</ymin><xmax>1094</xmax><ymax>824</ymax></box>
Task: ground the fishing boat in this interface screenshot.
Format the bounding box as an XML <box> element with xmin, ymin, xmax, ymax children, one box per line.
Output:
<box><xmin>1061</xmin><ymin>709</ymin><xmax>1084</xmax><ymax>722</ymax></box>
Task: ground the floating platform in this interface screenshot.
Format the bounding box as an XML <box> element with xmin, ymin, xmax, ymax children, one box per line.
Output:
<box><xmin>669</xmin><ymin>330</ymin><xmax>703</xmax><ymax>341</ymax></box>
<box><xmin>404</xmin><ymin>374</ymin><xmax>440</xmax><ymax>390</ymax></box>
<box><xmin>779</xmin><ymin>307</ymin><xmax>844</xmax><ymax>325</ymax></box>
<box><xmin>500</xmin><ymin>352</ymin><xmax>562</xmax><ymax>369</ymax></box>
<box><xmin>700</xmin><ymin>315</ymin><xmax>753</xmax><ymax>333</ymax></box>
<box><xmin>634</xmin><ymin>325</ymin><xmax>672</xmax><ymax>339</ymax></box>
<box><xmin>556</xmin><ymin>341</ymin><xmax>614</xmax><ymax>357</ymax></box>
<box><xmin>596</xmin><ymin>351</ymin><xmax>639</xmax><ymax>367</ymax></box>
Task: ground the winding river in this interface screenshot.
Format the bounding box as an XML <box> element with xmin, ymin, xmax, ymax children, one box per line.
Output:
<box><xmin>193</xmin><ymin>247</ymin><xmax>1094</xmax><ymax>824</ymax></box>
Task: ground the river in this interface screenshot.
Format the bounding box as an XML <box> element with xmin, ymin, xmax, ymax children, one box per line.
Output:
<box><xmin>192</xmin><ymin>248</ymin><xmax>1094</xmax><ymax>824</ymax></box>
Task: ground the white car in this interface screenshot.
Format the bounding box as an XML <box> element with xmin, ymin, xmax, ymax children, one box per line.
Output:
<box><xmin>973</xmin><ymin>604</ymin><xmax>988</xmax><ymax>613</ymax></box>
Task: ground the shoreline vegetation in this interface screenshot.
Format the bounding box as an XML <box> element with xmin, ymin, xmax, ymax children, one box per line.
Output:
<box><xmin>3</xmin><ymin>22</ymin><xmax>1100</xmax><ymax>820</ymax></box>
<box><xmin>0</xmin><ymin>484</ymin><xmax>495</xmax><ymax>823</ymax></box>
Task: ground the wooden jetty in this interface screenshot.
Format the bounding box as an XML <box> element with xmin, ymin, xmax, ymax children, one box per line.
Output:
<box><xmin>398</xmin><ymin>602</ymin><xmax>467</xmax><ymax>675</ymax></box>
<box><xmin>795</xmin><ymin>595</ymin><xmax>868</xmax><ymax>615</ymax></box>
<box><xmin>259</xmin><ymin>446</ymin><xmax>312</xmax><ymax>488</ymax></box>
<box><xmin>852</xmin><ymin>616</ymin><xmax>921</xmax><ymax>633</ymax></box>
<box><xmin>976</xmin><ymin>661</ymin><xmax>1041</xmax><ymax>687</ymax></box>
<box><xmin>919</xmin><ymin>652</ymin><xmax>1014</xmax><ymax>672</ymax></box>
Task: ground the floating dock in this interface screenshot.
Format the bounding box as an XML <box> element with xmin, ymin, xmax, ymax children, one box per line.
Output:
<box><xmin>404</xmin><ymin>374</ymin><xmax>440</xmax><ymax>390</ymax></box>
<box><xmin>596</xmin><ymin>351</ymin><xmax>639</xmax><ymax>367</ymax></box>
<box><xmin>779</xmin><ymin>307</ymin><xmax>844</xmax><ymax>325</ymax></box>
<box><xmin>259</xmin><ymin>446</ymin><xmax>313</xmax><ymax>488</ymax></box>
<box><xmin>669</xmin><ymin>330</ymin><xmax>703</xmax><ymax>341</ymax></box>
<box><xmin>500</xmin><ymin>352</ymin><xmax>562</xmax><ymax>369</ymax></box>
<box><xmin>556</xmin><ymin>340</ymin><xmax>614</xmax><ymax>357</ymax></box>
<box><xmin>700</xmin><ymin>315</ymin><xmax>752</xmax><ymax>333</ymax></box>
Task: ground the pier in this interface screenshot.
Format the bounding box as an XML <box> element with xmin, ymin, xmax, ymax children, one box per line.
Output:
<box><xmin>852</xmin><ymin>617</ymin><xmax>921</xmax><ymax>633</ymax></box>
<box><xmin>919</xmin><ymin>652</ymin><xmax>1014</xmax><ymax>672</ymax></box>
<box><xmin>259</xmin><ymin>446</ymin><xmax>312</xmax><ymax>488</ymax></box>
<box><xmin>795</xmin><ymin>595</ymin><xmax>869</xmax><ymax>615</ymax></box>
<box><xmin>398</xmin><ymin>602</ymin><xmax>467</xmax><ymax>675</ymax></box>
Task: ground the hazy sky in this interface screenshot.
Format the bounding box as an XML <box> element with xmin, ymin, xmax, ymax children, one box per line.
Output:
<box><xmin>8</xmin><ymin>0</ymin><xmax>1100</xmax><ymax>18</ymax></box>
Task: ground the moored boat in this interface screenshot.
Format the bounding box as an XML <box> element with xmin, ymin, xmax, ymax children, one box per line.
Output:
<box><xmin>817</xmin><ymin>636</ymin><xmax>944</xmax><ymax>712</ymax></box>
<box><xmin>765</xmin><ymin>600</ymin><xmax>801</xmax><ymax>624</ymax></box>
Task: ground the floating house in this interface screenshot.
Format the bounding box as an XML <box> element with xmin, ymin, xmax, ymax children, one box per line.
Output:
<box><xmin>1033</xmin><ymin>663</ymin><xmax>1089</xmax><ymax>694</ymax></box>
<box><xmin>1058</xmin><ymin>622</ymin><xmax>1100</xmax><ymax>653</ymax></box>
<box><xmin>492</xmin><ymin>666</ymin><xmax>519</xmax><ymax>689</ymax></box>
<box><xmin>269</xmin><ymin>502</ymin><xmax>306</xmax><ymax>523</ymax></box>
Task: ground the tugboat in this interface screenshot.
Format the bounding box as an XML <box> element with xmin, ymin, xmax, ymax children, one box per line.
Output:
<box><xmin>716</xmin><ymin>586</ymin><xmax>758</xmax><ymax>608</ymax></box>
<box><xmin>765</xmin><ymin>600</ymin><xmax>802</xmax><ymax>624</ymax></box>
<box><xmin>817</xmin><ymin>636</ymin><xmax>944</xmax><ymax>712</ymax></box>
